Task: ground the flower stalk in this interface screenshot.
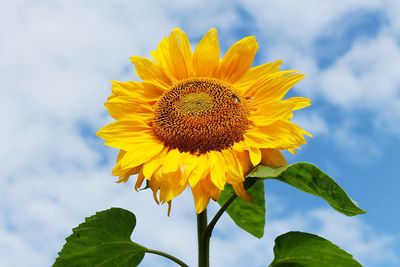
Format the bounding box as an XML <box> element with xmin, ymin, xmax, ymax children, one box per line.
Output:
<box><xmin>197</xmin><ymin>209</ymin><xmax>209</xmax><ymax>267</ymax></box>
<box><xmin>145</xmin><ymin>248</ymin><xmax>189</xmax><ymax>267</ymax></box>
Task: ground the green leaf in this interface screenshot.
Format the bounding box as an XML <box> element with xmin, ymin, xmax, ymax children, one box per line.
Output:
<box><xmin>53</xmin><ymin>208</ymin><xmax>146</xmax><ymax>267</ymax></box>
<box><xmin>218</xmin><ymin>179</ymin><xmax>265</xmax><ymax>238</ymax></box>
<box><xmin>269</xmin><ymin>231</ymin><xmax>362</xmax><ymax>267</ymax></box>
<box><xmin>248</xmin><ymin>162</ymin><xmax>366</xmax><ymax>216</ymax></box>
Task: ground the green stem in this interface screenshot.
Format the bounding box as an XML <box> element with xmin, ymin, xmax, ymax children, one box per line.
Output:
<box><xmin>198</xmin><ymin>178</ymin><xmax>257</xmax><ymax>267</ymax></box>
<box><xmin>146</xmin><ymin>248</ymin><xmax>189</xmax><ymax>267</ymax></box>
<box><xmin>197</xmin><ymin>209</ymin><xmax>209</xmax><ymax>267</ymax></box>
<box><xmin>204</xmin><ymin>194</ymin><xmax>237</xmax><ymax>241</ymax></box>
<box><xmin>203</xmin><ymin>178</ymin><xmax>257</xmax><ymax>255</ymax></box>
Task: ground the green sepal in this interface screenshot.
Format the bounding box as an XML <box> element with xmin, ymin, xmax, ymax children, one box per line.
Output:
<box><xmin>269</xmin><ymin>231</ymin><xmax>362</xmax><ymax>267</ymax></box>
<box><xmin>53</xmin><ymin>208</ymin><xmax>146</xmax><ymax>267</ymax></box>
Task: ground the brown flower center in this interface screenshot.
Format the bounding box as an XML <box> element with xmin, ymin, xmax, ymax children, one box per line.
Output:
<box><xmin>152</xmin><ymin>78</ymin><xmax>249</xmax><ymax>153</ymax></box>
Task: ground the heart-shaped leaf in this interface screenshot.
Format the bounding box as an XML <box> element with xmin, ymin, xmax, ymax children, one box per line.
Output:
<box><xmin>53</xmin><ymin>208</ymin><xmax>146</xmax><ymax>267</ymax></box>
<box><xmin>269</xmin><ymin>231</ymin><xmax>362</xmax><ymax>267</ymax></box>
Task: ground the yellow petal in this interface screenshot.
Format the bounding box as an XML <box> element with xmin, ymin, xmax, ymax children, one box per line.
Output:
<box><xmin>282</xmin><ymin>97</ymin><xmax>312</xmax><ymax>110</ymax></box>
<box><xmin>97</xmin><ymin>120</ymin><xmax>157</xmax><ymax>150</ymax></box>
<box><xmin>232</xmin><ymin>141</ymin><xmax>246</xmax><ymax>151</ymax></box>
<box><xmin>261</xmin><ymin>148</ymin><xmax>287</xmax><ymax>167</ymax></box>
<box><xmin>248</xmin><ymin>146</ymin><xmax>262</xmax><ymax>166</ymax></box>
<box><xmin>170</xmin><ymin>28</ymin><xmax>194</xmax><ymax>76</ymax></box>
<box><xmin>181</xmin><ymin>153</ymin><xmax>199</xmax><ymax>182</ymax></box>
<box><xmin>143</xmin><ymin>148</ymin><xmax>168</xmax><ymax>178</ymax></box>
<box><xmin>202</xmin><ymin>175</ymin><xmax>220</xmax><ymax>201</ymax></box>
<box><xmin>114</xmin><ymin>160</ymin><xmax>140</xmax><ymax>182</ymax></box>
<box><xmin>234</xmin><ymin>60</ymin><xmax>283</xmax><ymax>91</ymax></box>
<box><xmin>158</xmin><ymin>173</ymin><xmax>187</xmax><ymax>203</ymax></box>
<box><xmin>167</xmin><ymin>28</ymin><xmax>190</xmax><ymax>79</ymax></box>
<box><xmin>116</xmin><ymin>173</ymin><xmax>131</xmax><ymax>183</ymax></box>
<box><xmin>232</xmin><ymin>150</ymin><xmax>252</xmax><ymax>177</ymax></box>
<box><xmin>217</xmin><ymin>36</ymin><xmax>258</xmax><ymax>83</ymax></box>
<box><xmin>232</xmin><ymin>183</ymin><xmax>252</xmax><ymax>202</ymax></box>
<box><xmin>119</xmin><ymin>141</ymin><xmax>164</xmax><ymax>169</ymax></box>
<box><xmin>193</xmin><ymin>28</ymin><xmax>220</xmax><ymax>76</ymax></box>
<box><xmin>209</xmin><ymin>151</ymin><xmax>226</xmax><ymax>190</ymax></box>
<box><xmin>134</xmin><ymin>170</ymin><xmax>146</xmax><ymax>191</ymax></box>
<box><xmin>248</xmin><ymin>102</ymin><xmax>296</xmax><ymax>127</ymax></box>
<box><xmin>130</xmin><ymin>56</ymin><xmax>172</xmax><ymax>89</ymax></box>
<box><xmin>151</xmin><ymin>29</ymin><xmax>193</xmax><ymax>81</ymax></box>
<box><xmin>111</xmin><ymin>80</ymin><xmax>165</xmax><ymax>99</ymax></box>
<box><xmin>104</xmin><ymin>131</ymin><xmax>156</xmax><ymax>149</ymax></box>
<box><xmin>244</xmin><ymin>131</ymin><xmax>272</xmax><ymax>148</ymax></box>
<box><xmin>188</xmin><ymin>154</ymin><xmax>209</xmax><ymax>187</ymax></box>
<box><xmin>191</xmin><ymin>181</ymin><xmax>211</xmax><ymax>214</ymax></box>
<box><xmin>221</xmin><ymin>150</ymin><xmax>244</xmax><ymax>183</ymax></box>
<box><xmin>162</xmin><ymin>149</ymin><xmax>183</xmax><ymax>174</ymax></box>
<box><xmin>151</xmin><ymin>37</ymin><xmax>177</xmax><ymax>82</ymax></box>
<box><xmin>159</xmin><ymin>181</ymin><xmax>174</xmax><ymax>203</ymax></box>
<box><xmin>250</xmin><ymin>73</ymin><xmax>305</xmax><ymax>107</ymax></box>
<box><xmin>242</xmin><ymin>70</ymin><xmax>297</xmax><ymax>97</ymax></box>
<box><xmin>148</xmin><ymin>178</ymin><xmax>161</xmax><ymax>204</ymax></box>
<box><xmin>245</xmin><ymin>120</ymin><xmax>308</xmax><ymax>149</ymax></box>
<box><xmin>105</xmin><ymin>95</ymin><xmax>154</xmax><ymax>119</ymax></box>
<box><xmin>112</xmin><ymin>150</ymin><xmax>127</xmax><ymax>175</ymax></box>
<box><xmin>98</xmin><ymin>116</ymin><xmax>150</xmax><ymax>133</ymax></box>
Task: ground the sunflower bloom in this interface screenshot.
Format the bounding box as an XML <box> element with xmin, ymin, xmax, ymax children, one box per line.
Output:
<box><xmin>97</xmin><ymin>28</ymin><xmax>311</xmax><ymax>214</ymax></box>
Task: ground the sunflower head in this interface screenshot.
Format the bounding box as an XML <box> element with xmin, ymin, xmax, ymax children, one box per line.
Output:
<box><xmin>97</xmin><ymin>28</ymin><xmax>311</xmax><ymax>214</ymax></box>
<box><xmin>152</xmin><ymin>78</ymin><xmax>249</xmax><ymax>153</ymax></box>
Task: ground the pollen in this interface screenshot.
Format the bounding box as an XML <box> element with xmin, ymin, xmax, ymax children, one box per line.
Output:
<box><xmin>179</xmin><ymin>92</ymin><xmax>214</xmax><ymax>115</ymax></box>
<box><xmin>152</xmin><ymin>78</ymin><xmax>249</xmax><ymax>153</ymax></box>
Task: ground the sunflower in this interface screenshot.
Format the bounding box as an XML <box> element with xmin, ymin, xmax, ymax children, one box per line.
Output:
<box><xmin>97</xmin><ymin>28</ymin><xmax>311</xmax><ymax>214</ymax></box>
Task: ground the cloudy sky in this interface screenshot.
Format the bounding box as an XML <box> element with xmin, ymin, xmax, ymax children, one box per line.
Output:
<box><xmin>1</xmin><ymin>0</ymin><xmax>399</xmax><ymax>266</ymax></box>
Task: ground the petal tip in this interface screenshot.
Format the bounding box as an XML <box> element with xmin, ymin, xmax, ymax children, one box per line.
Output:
<box><xmin>171</xmin><ymin>27</ymin><xmax>184</xmax><ymax>33</ymax></box>
<box><xmin>129</xmin><ymin>56</ymin><xmax>139</xmax><ymax>64</ymax></box>
<box><xmin>208</xmin><ymin>27</ymin><xmax>218</xmax><ymax>34</ymax></box>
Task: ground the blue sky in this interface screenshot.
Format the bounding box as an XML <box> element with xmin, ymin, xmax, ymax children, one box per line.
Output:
<box><xmin>1</xmin><ymin>0</ymin><xmax>399</xmax><ymax>266</ymax></box>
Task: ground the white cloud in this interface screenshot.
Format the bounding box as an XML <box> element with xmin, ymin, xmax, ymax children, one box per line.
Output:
<box><xmin>242</xmin><ymin>0</ymin><xmax>381</xmax><ymax>44</ymax></box>
<box><xmin>319</xmin><ymin>36</ymin><xmax>400</xmax><ymax>136</ymax></box>
<box><xmin>319</xmin><ymin>36</ymin><xmax>400</xmax><ymax>108</ymax></box>
<box><xmin>310</xmin><ymin>209</ymin><xmax>398</xmax><ymax>265</ymax></box>
<box><xmin>293</xmin><ymin>113</ymin><xmax>329</xmax><ymax>136</ymax></box>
